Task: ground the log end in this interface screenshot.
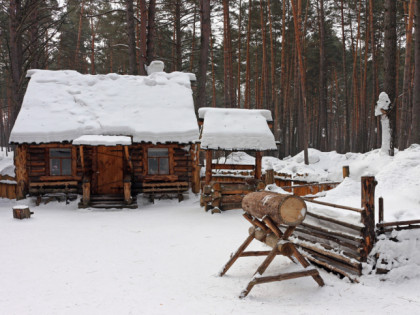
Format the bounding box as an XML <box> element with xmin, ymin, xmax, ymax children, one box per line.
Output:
<box><xmin>280</xmin><ymin>196</ymin><xmax>307</xmax><ymax>226</ymax></box>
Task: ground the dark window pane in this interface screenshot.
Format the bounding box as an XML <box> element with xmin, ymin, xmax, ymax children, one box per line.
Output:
<box><xmin>61</xmin><ymin>159</ymin><xmax>72</xmax><ymax>175</ymax></box>
<box><xmin>148</xmin><ymin>158</ymin><xmax>158</xmax><ymax>174</ymax></box>
<box><xmin>159</xmin><ymin>158</ymin><xmax>169</xmax><ymax>174</ymax></box>
<box><xmin>50</xmin><ymin>148</ymin><xmax>71</xmax><ymax>158</ymax></box>
<box><xmin>50</xmin><ymin>159</ymin><xmax>61</xmax><ymax>175</ymax></box>
<box><xmin>148</xmin><ymin>148</ymin><xmax>168</xmax><ymax>157</ymax></box>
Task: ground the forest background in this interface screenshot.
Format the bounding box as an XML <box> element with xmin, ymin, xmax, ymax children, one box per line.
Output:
<box><xmin>1</xmin><ymin>0</ymin><xmax>420</xmax><ymax>159</ymax></box>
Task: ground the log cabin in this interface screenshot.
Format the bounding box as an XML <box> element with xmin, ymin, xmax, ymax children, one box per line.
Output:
<box><xmin>198</xmin><ymin>108</ymin><xmax>277</xmax><ymax>211</ymax></box>
<box><xmin>10</xmin><ymin>65</ymin><xmax>200</xmax><ymax>208</ymax></box>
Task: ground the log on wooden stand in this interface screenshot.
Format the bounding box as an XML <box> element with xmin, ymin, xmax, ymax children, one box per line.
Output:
<box><xmin>242</xmin><ymin>191</ymin><xmax>307</xmax><ymax>226</ymax></box>
<box><xmin>13</xmin><ymin>205</ymin><xmax>33</xmax><ymax>219</ymax></box>
<box><xmin>219</xmin><ymin>194</ymin><xmax>324</xmax><ymax>298</ymax></box>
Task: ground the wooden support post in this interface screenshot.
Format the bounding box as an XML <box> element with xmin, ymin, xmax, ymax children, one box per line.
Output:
<box><xmin>240</xmin><ymin>269</ymin><xmax>324</xmax><ymax>298</ymax></box>
<box><xmin>255</xmin><ymin>151</ymin><xmax>262</xmax><ymax>179</ymax></box>
<box><xmin>205</xmin><ymin>150</ymin><xmax>212</xmax><ymax>185</ymax></box>
<box><xmin>343</xmin><ymin>165</ymin><xmax>350</xmax><ymax>178</ymax></box>
<box><xmin>191</xmin><ymin>143</ymin><xmax>201</xmax><ymax>194</ymax></box>
<box><xmin>14</xmin><ymin>144</ymin><xmax>28</xmax><ymax>200</ymax></box>
<box><xmin>124</xmin><ymin>175</ymin><xmax>132</xmax><ymax>205</ymax></box>
<box><xmin>378</xmin><ymin>197</ymin><xmax>384</xmax><ymax>223</ymax></box>
<box><xmin>219</xmin><ymin>231</ymin><xmax>255</xmax><ymax>276</ymax></box>
<box><xmin>80</xmin><ymin>145</ymin><xmax>85</xmax><ymax>174</ymax></box>
<box><xmin>82</xmin><ymin>176</ymin><xmax>91</xmax><ymax>206</ymax></box>
<box><xmin>361</xmin><ymin>176</ymin><xmax>377</xmax><ymax>261</ymax></box>
<box><xmin>124</xmin><ymin>146</ymin><xmax>133</xmax><ymax>172</ymax></box>
<box><xmin>255</xmin><ymin>247</ymin><xmax>279</xmax><ymax>275</ymax></box>
<box><xmin>264</xmin><ymin>168</ymin><xmax>274</xmax><ymax>185</ymax></box>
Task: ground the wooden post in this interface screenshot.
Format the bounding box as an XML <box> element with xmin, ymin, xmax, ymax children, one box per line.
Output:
<box><xmin>82</xmin><ymin>176</ymin><xmax>91</xmax><ymax>206</ymax></box>
<box><xmin>14</xmin><ymin>144</ymin><xmax>29</xmax><ymax>200</ymax></box>
<box><xmin>378</xmin><ymin>197</ymin><xmax>384</xmax><ymax>223</ymax></box>
<box><xmin>80</xmin><ymin>145</ymin><xmax>85</xmax><ymax>174</ymax></box>
<box><xmin>343</xmin><ymin>165</ymin><xmax>350</xmax><ymax>178</ymax></box>
<box><xmin>265</xmin><ymin>168</ymin><xmax>274</xmax><ymax>185</ymax></box>
<box><xmin>124</xmin><ymin>175</ymin><xmax>132</xmax><ymax>205</ymax></box>
<box><xmin>190</xmin><ymin>143</ymin><xmax>201</xmax><ymax>194</ymax></box>
<box><xmin>361</xmin><ymin>176</ymin><xmax>377</xmax><ymax>261</ymax></box>
<box><xmin>255</xmin><ymin>151</ymin><xmax>262</xmax><ymax>179</ymax></box>
<box><xmin>205</xmin><ymin>150</ymin><xmax>212</xmax><ymax>185</ymax></box>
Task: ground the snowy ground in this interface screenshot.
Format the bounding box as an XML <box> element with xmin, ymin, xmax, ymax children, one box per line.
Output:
<box><xmin>1</xmin><ymin>195</ymin><xmax>419</xmax><ymax>315</ymax></box>
<box><xmin>1</xmin><ymin>146</ymin><xmax>420</xmax><ymax>314</ymax></box>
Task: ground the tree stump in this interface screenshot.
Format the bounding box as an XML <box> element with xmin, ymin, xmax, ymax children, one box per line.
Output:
<box><xmin>13</xmin><ymin>205</ymin><xmax>33</xmax><ymax>219</ymax></box>
<box><xmin>242</xmin><ymin>191</ymin><xmax>307</xmax><ymax>226</ymax></box>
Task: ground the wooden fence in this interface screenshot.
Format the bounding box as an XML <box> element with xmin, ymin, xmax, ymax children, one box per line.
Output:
<box><xmin>200</xmin><ymin>167</ymin><xmax>341</xmax><ymax>212</ymax></box>
<box><xmin>269</xmin><ymin>176</ymin><xmax>376</xmax><ymax>281</ymax></box>
<box><xmin>0</xmin><ymin>174</ymin><xmax>17</xmax><ymax>199</ymax></box>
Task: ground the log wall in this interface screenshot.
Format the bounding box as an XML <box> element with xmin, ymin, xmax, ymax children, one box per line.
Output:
<box><xmin>0</xmin><ymin>174</ymin><xmax>17</xmax><ymax>199</ymax></box>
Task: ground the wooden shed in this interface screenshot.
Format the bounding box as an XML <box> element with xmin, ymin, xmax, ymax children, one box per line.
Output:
<box><xmin>10</xmin><ymin>69</ymin><xmax>201</xmax><ymax>208</ymax></box>
<box><xmin>198</xmin><ymin>108</ymin><xmax>277</xmax><ymax>211</ymax></box>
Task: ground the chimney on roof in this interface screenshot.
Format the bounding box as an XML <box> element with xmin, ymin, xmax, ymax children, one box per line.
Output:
<box><xmin>146</xmin><ymin>61</ymin><xmax>165</xmax><ymax>75</ymax></box>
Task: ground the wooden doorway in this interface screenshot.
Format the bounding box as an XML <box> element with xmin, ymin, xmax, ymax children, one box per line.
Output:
<box><xmin>96</xmin><ymin>146</ymin><xmax>123</xmax><ymax>194</ymax></box>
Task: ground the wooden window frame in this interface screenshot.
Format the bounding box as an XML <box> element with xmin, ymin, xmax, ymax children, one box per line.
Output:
<box><xmin>49</xmin><ymin>148</ymin><xmax>72</xmax><ymax>176</ymax></box>
<box><xmin>37</xmin><ymin>144</ymin><xmax>78</xmax><ymax>181</ymax></box>
<box><xmin>143</xmin><ymin>144</ymin><xmax>177</xmax><ymax>181</ymax></box>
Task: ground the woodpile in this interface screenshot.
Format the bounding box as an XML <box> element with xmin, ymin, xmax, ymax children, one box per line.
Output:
<box><xmin>201</xmin><ymin>180</ymin><xmax>265</xmax><ymax>212</ymax></box>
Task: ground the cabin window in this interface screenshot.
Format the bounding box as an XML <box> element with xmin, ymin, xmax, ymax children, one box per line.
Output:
<box><xmin>148</xmin><ymin>148</ymin><xmax>169</xmax><ymax>175</ymax></box>
<box><xmin>49</xmin><ymin>148</ymin><xmax>72</xmax><ymax>176</ymax></box>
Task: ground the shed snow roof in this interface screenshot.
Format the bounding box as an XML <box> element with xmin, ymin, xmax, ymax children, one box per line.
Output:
<box><xmin>10</xmin><ymin>70</ymin><xmax>199</xmax><ymax>144</ymax></box>
<box><xmin>198</xmin><ymin>108</ymin><xmax>277</xmax><ymax>151</ymax></box>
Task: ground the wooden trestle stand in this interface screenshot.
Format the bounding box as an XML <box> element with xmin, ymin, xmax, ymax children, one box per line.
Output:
<box><xmin>219</xmin><ymin>191</ymin><xmax>325</xmax><ymax>298</ymax></box>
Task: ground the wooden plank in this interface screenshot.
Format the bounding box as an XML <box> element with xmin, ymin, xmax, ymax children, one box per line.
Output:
<box><xmin>39</xmin><ymin>175</ymin><xmax>82</xmax><ymax>181</ymax></box>
<box><xmin>30</xmin><ymin>181</ymin><xmax>78</xmax><ymax>187</ymax></box>
<box><xmin>143</xmin><ymin>181</ymin><xmax>188</xmax><ymax>187</ymax></box>
<box><xmin>307</xmin><ymin>211</ymin><xmax>363</xmax><ymax>232</ymax></box>
<box><xmin>303</xmin><ymin>198</ymin><xmax>364</xmax><ymax>213</ymax></box>
<box><xmin>211</xmin><ymin>164</ymin><xmax>255</xmax><ymax>170</ymax></box>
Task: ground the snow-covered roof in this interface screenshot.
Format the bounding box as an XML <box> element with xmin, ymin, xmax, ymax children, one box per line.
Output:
<box><xmin>198</xmin><ymin>108</ymin><xmax>277</xmax><ymax>151</ymax></box>
<box><xmin>72</xmin><ymin>135</ymin><xmax>132</xmax><ymax>146</ymax></box>
<box><xmin>10</xmin><ymin>70</ymin><xmax>199</xmax><ymax>144</ymax></box>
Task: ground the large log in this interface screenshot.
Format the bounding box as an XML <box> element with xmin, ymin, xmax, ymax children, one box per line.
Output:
<box><xmin>242</xmin><ymin>191</ymin><xmax>307</xmax><ymax>226</ymax></box>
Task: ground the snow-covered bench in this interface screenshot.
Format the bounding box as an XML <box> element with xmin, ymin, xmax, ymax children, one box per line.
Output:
<box><xmin>29</xmin><ymin>181</ymin><xmax>78</xmax><ymax>205</ymax></box>
<box><xmin>142</xmin><ymin>181</ymin><xmax>189</xmax><ymax>203</ymax></box>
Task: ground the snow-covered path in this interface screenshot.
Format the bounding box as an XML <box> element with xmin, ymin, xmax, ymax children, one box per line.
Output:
<box><xmin>1</xmin><ymin>196</ymin><xmax>419</xmax><ymax>315</ymax></box>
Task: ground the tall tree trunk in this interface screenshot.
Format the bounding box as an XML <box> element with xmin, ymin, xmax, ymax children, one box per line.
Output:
<box><xmin>399</xmin><ymin>0</ymin><xmax>415</xmax><ymax>149</ymax></box>
<box><xmin>244</xmin><ymin>0</ymin><xmax>252</xmax><ymax>109</ymax></box>
<box><xmin>340</xmin><ymin>0</ymin><xmax>350</xmax><ymax>153</ymax></box>
<box><xmin>409</xmin><ymin>0</ymin><xmax>420</xmax><ymax>145</ymax></box>
<box><xmin>190</xmin><ymin>3</ymin><xmax>197</xmax><ymax>72</ymax></box>
<box><xmin>139</xmin><ymin>0</ymin><xmax>147</xmax><ymax>75</ymax></box>
<box><xmin>74</xmin><ymin>0</ymin><xmax>85</xmax><ymax>71</ymax></box>
<box><xmin>259</xmin><ymin>0</ymin><xmax>268</xmax><ymax>109</ymax></box>
<box><xmin>196</xmin><ymin>0</ymin><xmax>211</xmax><ymax>111</ymax></box>
<box><xmin>146</xmin><ymin>0</ymin><xmax>156</xmax><ymax>65</ymax></box>
<box><xmin>383</xmin><ymin>0</ymin><xmax>397</xmax><ymax>156</ymax></box>
<box><xmin>318</xmin><ymin>0</ymin><xmax>328</xmax><ymax>151</ymax></box>
<box><xmin>237</xmin><ymin>0</ymin><xmax>242</xmax><ymax>107</ymax></box>
<box><xmin>175</xmin><ymin>0</ymin><xmax>182</xmax><ymax>71</ymax></box>
<box><xmin>290</xmin><ymin>0</ymin><xmax>309</xmax><ymax>164</ymax></box>
<box><xmin>8</xmin><ymin>0</ymin><xmax>24</xmax><ymax>129</ymax></box>
<box><xmin>90</xmin><ymin>16</ymin><xmax>96</xmax><ymax>74</ymax></box>
<box><xmin>222</xmin><ymin>0</ymin><xmax>235</xmax><ymax>107</ymax></box>
<box><xmin>126</xmin><ymin>0</ymin><xmax>138</xmax><ymax>75</ymax></box>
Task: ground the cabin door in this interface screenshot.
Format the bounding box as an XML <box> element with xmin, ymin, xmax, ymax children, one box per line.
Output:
<box><xmin>96</xmin><ymin>146</ymin><xmax>123</xmax><ymax>194</ymax></box>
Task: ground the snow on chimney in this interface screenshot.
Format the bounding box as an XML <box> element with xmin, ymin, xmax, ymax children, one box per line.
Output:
<box><xmin>146</xmin><ymin>61</ymin><xmax>165</xmax><ymax>75</ymax></box>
